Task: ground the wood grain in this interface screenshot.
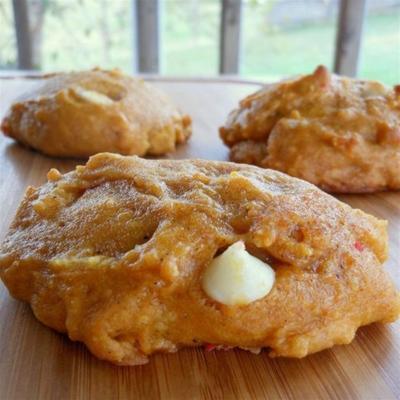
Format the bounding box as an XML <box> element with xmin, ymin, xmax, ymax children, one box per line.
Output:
<box><xmin>0</xmin><ymin>77</ymin><xmax>399</xmax><ymax>400</ymax></box>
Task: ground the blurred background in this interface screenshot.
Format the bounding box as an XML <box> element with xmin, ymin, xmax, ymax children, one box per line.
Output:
<box><xmin>0</xmin><ymin>0</ymin><xmax>399</xmax><ymax>84</ymax></box>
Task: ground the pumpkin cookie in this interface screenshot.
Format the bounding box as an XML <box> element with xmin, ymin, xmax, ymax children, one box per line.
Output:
<box><xmin>220</xmin><ymin>66</ymin><xmax>400</xmax><ymax>193</ymax></box>
<box><xmin>0</xmin><ymin>153</ymin><xmax>399</xmax><ymax>365</ymax></box>
<box><xmin>1</xmin><ymin>69</ymin><xmax>191</xmax><ymax>157</ymax></box>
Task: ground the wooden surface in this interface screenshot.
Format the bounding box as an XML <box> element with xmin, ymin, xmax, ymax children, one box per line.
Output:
<box><xmin>0</xmin><ymin>77</ymin><xmax>399</xmax><ymax>400</ymax></box>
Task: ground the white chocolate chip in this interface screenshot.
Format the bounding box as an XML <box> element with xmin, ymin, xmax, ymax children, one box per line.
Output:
<box><xmin>73</xmin><ymin>87</ymin><xmax>114</xmax><ymax>105</ymax></box>
<box><xmin>361</xmin><ymin>81</ymin><xmax>388</xmax><ymax>98</ymax></box>
<box><xmin>202</xmin><ymin>241</ymin><xmax>275</xmax><ymax>306</ymax></box>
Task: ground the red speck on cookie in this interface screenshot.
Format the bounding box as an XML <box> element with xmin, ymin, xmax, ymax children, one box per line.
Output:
<box><xmin>204</xmin><ymin>343</ymin><xmax>217</xmax><ymax>352</ymax></box>
<box><xmin>354</xmin><ymin>241</ymin><xmax>364</xmax><ymax>251</ymax></box>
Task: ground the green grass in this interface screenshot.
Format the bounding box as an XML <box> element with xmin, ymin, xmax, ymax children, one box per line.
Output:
<box><xmin>360</xmin><ymin>13</ymin><xmax>400</xmax><ymax>84</ymax></box>
<box><xmin>162</xmin><ymin>1</ymin><xmax>220</xmax><ymax>75</ymax></box>
<box><xmin>0</xmin><ymin>1</ymin><xmax>398</xmax><ymax>85</ymax></box>
<box><xmin>241</xmin><ymin>6</ymin><xmax>337</xmax><ymax>79</ymax></box>
<box><xmin>163</xmin><ymin>8</ymin><xmax>400</xmax><ymax>85</ymax></box>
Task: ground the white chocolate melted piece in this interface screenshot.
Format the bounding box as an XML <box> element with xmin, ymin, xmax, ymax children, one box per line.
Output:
<box><xmin>73</xmin><ymin>87</ymin><xmax>114</xmax><ymax>105</ymax></box>
<box><xmin>360</xmin><ymin>81</ymin><xmax>388</xmax><ymax>98</ymax></box>
<box><xmin>202</xmin><ymin>241</ymin><xmax>275</xmax><ymax>306</ymax></box>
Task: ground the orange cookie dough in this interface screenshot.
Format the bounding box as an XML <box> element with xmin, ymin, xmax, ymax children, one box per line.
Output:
<box><xmin>1</xmin><ymin>69</ymin><xmax>191</xmax><ymax>158</ymax></box>
<box><xmin>220</xmin><ymin>66</ymin><xmax>400</xmax><ymax>193</ymax></box>
<box><xmin>0</xmin><ymin>153</ymin><xmax>399</xmax><ymax>365</ymax></box>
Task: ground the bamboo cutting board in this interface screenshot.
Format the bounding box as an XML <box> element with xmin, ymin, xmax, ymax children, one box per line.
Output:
<box><xmin>0</xmin><ymin>77</ymin><xmax>399</xmax><ymax>400</ymax></box>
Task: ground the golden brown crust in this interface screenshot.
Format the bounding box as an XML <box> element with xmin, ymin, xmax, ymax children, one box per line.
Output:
<box><xmin>220</xmin><ymin>65</ymin><xmax>400</xmax><ymax>193</ymax></box>
<box><xmin>0</xmin><ymin>153</ymin><xmax>399</xmax><ymax>365</ymax></box>
<box><xmin>1</xmin><ymin>68</ymin><xmax>191</xmax><ymax>158</ymax></box>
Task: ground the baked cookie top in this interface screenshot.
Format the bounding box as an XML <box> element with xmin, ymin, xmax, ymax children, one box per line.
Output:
<box><xmin>220</xmin><ymin>66</ymin><xmax>400</xmax><ymax>193</ymax></box>
<box><xmin>1</xmin><ymin>69</ymin><xmax>191</xmax><ymax>157</ymax></box>
<box><xmin>0</xmin><ymin>153</ymin><xmax>399</xmax><ymax>365</ymax></box>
